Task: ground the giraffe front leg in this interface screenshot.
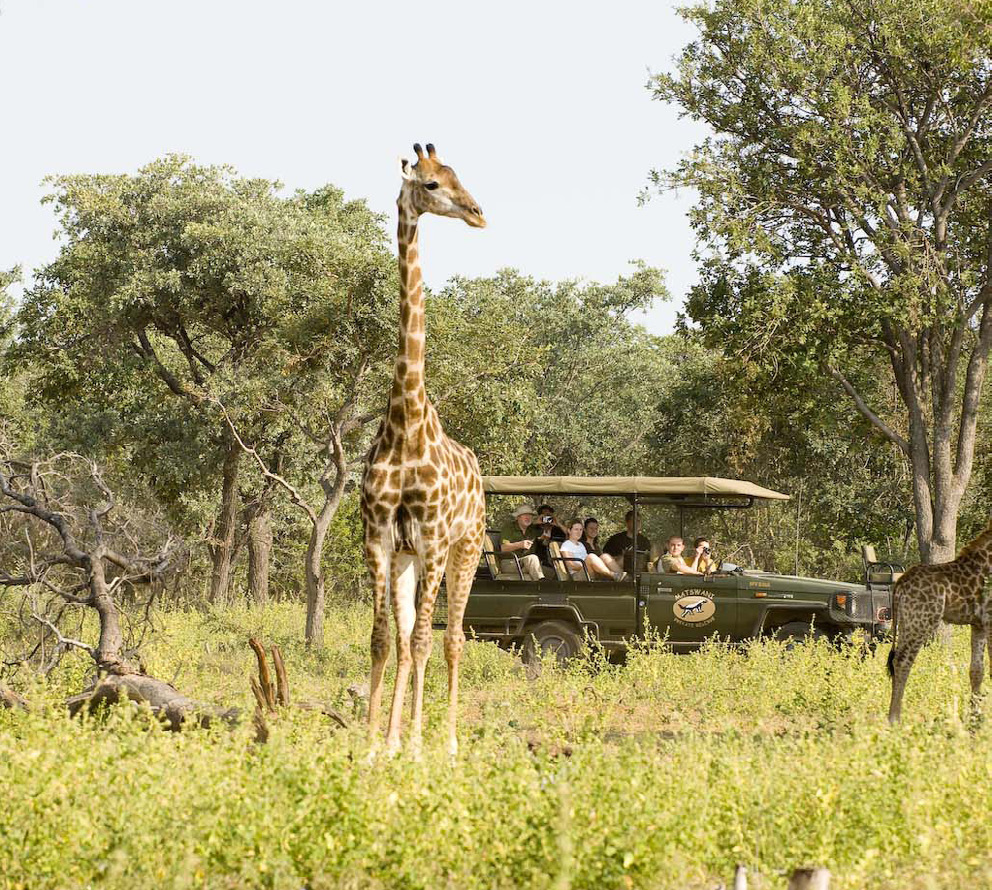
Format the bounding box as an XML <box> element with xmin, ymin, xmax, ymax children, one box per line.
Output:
<box><xmin>441</xmin><ymin>535</ymin><xmax>480</xmax><ymax>757</ymax></box>
<box><xmin>408</xmin><ymin>556</ymin><xmax>446</xmax><ymax>759</ymax></box>
<box><xmin>384</xmin><ymin>552</ymin><xmax>418</xmax><ymax>756</ymax></box>
<box><xmin>365</xmin><ymin>539</ymin><xmax>391</xmax><ymax>750</ymax></box>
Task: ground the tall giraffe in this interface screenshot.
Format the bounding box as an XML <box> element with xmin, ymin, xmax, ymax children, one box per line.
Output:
<box><xmin>887</xmin><ymin>518</ymin><xmax>992</xmax><ymax>722</ymax></box>
<box><xmin>361</xmin><ymin>143</ymin><xmax>486</xmax><ymax>756</ymax></box>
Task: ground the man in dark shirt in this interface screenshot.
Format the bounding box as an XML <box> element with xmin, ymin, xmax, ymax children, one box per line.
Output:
<box><xmin>531</xmin><ymin>503</ymin><xmax>568</xmax><ymax>570</ymax></box>
<box><xmin>603</xmin><ymin>509</ymin><xmax>653</xmax><ymax>574</ymax></box>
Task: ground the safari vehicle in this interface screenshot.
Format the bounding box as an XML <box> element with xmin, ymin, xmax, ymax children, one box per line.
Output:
<box><xmin>433</xmin><ymin>476</ymin><xmax>895</xmax><ymax>663</ymax></box>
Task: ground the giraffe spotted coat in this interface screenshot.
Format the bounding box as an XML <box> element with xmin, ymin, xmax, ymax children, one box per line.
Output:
<box><xmin>887</xmin><ymin>520</ymin><xmax>992</xmax><ymax>722</ymax></box>
<box><xmin>361</xmin><ymin>143</ymin><xmax>487</xmax><ymax>756</ymax></box>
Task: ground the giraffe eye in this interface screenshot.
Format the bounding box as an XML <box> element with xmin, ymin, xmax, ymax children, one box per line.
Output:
<box><xmin>424</xmin><ymin>181</ymin><xmax>439</xmax><ymax>191</ymax></box>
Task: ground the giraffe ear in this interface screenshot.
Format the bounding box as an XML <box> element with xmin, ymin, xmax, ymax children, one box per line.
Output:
<box><xmin>399</xmin><ymin>157</ymin><xmax>415</xmax><ymax>180</ymax></box>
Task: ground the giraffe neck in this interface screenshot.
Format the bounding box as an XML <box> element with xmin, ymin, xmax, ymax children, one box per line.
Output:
<box><xmin>391</xmin><ymin>195</ymin><xmax>427</xmax><ymax>424</ymax></box>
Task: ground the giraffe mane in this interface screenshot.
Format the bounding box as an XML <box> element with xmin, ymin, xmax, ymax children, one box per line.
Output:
<box><xmin>956</xmin><ymin>517</ymin><xmax>992</xmax><ymax>560</ymax></box>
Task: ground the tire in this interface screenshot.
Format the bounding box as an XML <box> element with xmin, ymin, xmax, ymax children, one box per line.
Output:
<box><xmin>773</xmin><ymin>621</ymin><xmax>830</xmax><ymax>649</ymax></box>
<box><xmin>522</xmin><ymin>620</ymin><xmax>583</xmax><ymax>678</ymax></box>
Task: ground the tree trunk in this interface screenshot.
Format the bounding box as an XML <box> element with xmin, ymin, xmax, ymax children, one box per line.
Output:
<box><xmin>247</xmin><ymin>507</ymin><xmax>272</xmax><ymax>607</ymax></box>
<box><xmin>209</xmin><ymin>441</ymin><xmax>241</xmax><ymax>604</ymax></box>
<box><xmin>304</xmin><ymin>511</ymin><xmax>332</xmax><ymax>648</ymax></box>
<box><xmin>91</xmin><ymin>556</ymin><xmax>125</xmax><ymax>668</ymax></box>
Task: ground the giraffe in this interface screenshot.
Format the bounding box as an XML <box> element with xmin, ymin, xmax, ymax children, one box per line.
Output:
<box><xmin>361</xmin><ymin>143</ymin><xmax>486</xmax><ymax>756</ymax></box>
<box><xmin>887</xmin><ymin>518</ymin><xmax>992</xmax><ymax>722</ymax></box>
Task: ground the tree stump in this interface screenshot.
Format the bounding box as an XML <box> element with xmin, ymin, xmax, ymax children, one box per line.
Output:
<box><xmin>248</xmin><ymin>638</ymin><xmax>348</xmax><ymax>743</ymax></box>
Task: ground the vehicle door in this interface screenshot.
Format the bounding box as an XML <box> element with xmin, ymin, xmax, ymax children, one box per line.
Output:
<box><xmin>645</xmin><ymin>570</ymin><xmax>739</xmax><ymax>646</ymax></box>
<box><xmin>564</xmin><ymin>579</ymin><xmax>638</xmax><ymax>646</ymax></box>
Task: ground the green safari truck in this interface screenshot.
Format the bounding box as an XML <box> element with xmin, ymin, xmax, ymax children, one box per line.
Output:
<box><xmin>433</xmin><ymin>476</ymin><xmax>894</xmax><ymax>663</ymax></box>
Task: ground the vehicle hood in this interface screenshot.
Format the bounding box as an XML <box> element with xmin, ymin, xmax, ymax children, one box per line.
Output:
<box><xmin>741</xmin><ymin>570</ymin><xmax>865</xmax><ymax>594</ymax></box>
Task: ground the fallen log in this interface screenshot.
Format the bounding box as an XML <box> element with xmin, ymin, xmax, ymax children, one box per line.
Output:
<box><xmin>65</xmin><ymin>672</ymin><xmax>240</xmax><ymax>731</ymax></box>
<box><xmin>0</xmin><ymin>685</ymin><xmax>29</xmax><ymax>711</ymax></box>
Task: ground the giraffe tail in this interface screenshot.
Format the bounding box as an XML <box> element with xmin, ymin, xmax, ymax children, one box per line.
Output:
<box><xmin>886</xmin><ymin>581</ymin><xmax>899</xmax><ymax>678</ymax></box>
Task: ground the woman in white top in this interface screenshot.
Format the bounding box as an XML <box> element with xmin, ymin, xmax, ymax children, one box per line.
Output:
<box><xmin>560</xmin><ymin>520</ymin><xmax>627</xmax><ymax>581</ymax></box>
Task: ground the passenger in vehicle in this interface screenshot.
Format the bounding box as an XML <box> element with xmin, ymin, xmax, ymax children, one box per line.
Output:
<box><xmin>660</xmin><ymin>535</ymin><xmax>706</xmax><ymax>575</ymax></box>
<box><xmin>560</xmin><ymin>519</ymin><xmax>628</xmax><ymax>581</ymax></box>
<box><xmin>691</xmin><ymin>537</ymin><xmax>716</xmax><ymax>574</ymax></box>
<box><xmin>536</xmin><ymin>504</ymin><xmax>569</xmax><ymax>540</ymax></box>
<box><xmin>582</xmin><ymin>517</ymin><xmax>602</xmax><ymax>555</ymax></box>
<box><xmin>602</xmin><ymin>509</ymin><xmax>653</xmax><ymax>574</ymax></box>
<box><xmin>498</xmin><ymin>503</ymin><xmax>543</xmax><ymax>581</ymax></box>
<box><xmin>532</xmin><ymin>503</ymin><xmax>568</xmax><ymax>573</ymax></box>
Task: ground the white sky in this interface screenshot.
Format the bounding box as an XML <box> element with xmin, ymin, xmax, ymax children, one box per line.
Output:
<box><xmin>0</xmin><ymin>1</ymin><xmax>707</xmax><ymax>336</ymax></box>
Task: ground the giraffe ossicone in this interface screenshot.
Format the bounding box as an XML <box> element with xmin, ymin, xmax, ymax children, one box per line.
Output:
<box><xmin>361</xmin><ymin>143</ymin><xmax>487</xmax><ymax>757</ymax></box>
<box><xmin>887</xmin><ymin>518</ymin><xmax>992</xmax><ymax>722</ymax></box>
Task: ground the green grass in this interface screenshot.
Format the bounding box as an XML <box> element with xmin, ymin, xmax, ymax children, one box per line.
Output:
<box><xmin>2</xmin><ymin>602</ymin><xmax>992</xmax><ymax>889</ymax></box>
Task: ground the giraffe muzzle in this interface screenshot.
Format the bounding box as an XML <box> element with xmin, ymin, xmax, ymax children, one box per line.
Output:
<box><xmin>463</xmin><ymin>206</ymin><xmax>486</xmax><ymax>228</ymax></box>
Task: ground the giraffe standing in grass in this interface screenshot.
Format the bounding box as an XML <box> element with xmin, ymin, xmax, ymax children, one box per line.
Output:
<box><xmin>361</xmin><ymin>143</ymin><xmax>486</xmax><ymax>756</ymax></box>
<box><xmin>887</xmin><ymin>518</ymin><xmax>992</xmax><ymax>722</ymax></box>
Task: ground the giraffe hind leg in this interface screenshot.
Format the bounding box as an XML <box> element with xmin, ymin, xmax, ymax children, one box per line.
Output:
<box><xmin>366</xmin><ymin>538</ymin><xmax>391</xmax><ymax>748</ymax></box>
<box><xmin>888</xmin><ymin>634</ymin><xmax>925</xmax><ymax>724</ymax></box>
<box><xmin>384</xmin><ymin>552</ymin><xmax>418</xmax><ymax>756</ymax></box>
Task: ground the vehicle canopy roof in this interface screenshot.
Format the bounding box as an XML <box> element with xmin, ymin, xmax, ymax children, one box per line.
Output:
<box><xmin>482</xmin><ymin>475</ymin><xmax>790</xmax><ymax>506</ymax></box>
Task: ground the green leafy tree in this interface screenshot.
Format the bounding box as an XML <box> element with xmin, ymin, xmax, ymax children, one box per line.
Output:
<box><xmin>12</xmin><ymin>158</ymin><xmax>396</xmax><ymax>616</ymax></box>
<box><xmin>0</xmin><ymin>268</ymin><xmax>21</xmax><ymax>431</ymax></box>
<box><xmin>652</xmin><ymin>335</ymin><xmax>914</xmax><ymax>577</ymax></box>
<box><xmin>427</xmin><ymin>265</ymin><xmax>668</xmax><ymax>476</ymax></box>
<box><xmin>652</xmin><ymin>0</ymin><xmax>992</xmax><ymax>562</ymax></box>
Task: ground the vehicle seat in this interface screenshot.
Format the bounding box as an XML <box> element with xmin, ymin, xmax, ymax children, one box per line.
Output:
<box><xmin>617</xmin><ymin>547</ymin><xmax>651</xmax><ymax>574</ymax></box>
<box><xmin>483</xmin><ymin>533</ymin><xmax>525</xmax><ymax>581</ymax></box>
<box><xmin>862</xmin><ymin>544</ymin><xmax>904</xmax><ymax>587</ymax></box>
<box><xmin>548</xmin><ymin>541</ymin><xmax>590</xmax><ymax>581</ymax></box>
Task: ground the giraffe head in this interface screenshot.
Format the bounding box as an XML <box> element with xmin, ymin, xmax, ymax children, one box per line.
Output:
<box><xmin>398</xmin><ymin>143</ymin><xmax>486</xmax><ymax>228</ymax></box>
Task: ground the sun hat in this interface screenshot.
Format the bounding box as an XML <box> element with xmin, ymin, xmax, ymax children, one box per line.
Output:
<box><xmin>512</xmin><ymin>502</ymin><xmax>537</xmax><ymax>518</ymax></box>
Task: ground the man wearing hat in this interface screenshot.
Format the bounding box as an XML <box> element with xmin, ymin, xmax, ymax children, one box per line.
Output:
<box><xmin>498</xmin><ymin>502</ymin><xmax>543</xmax><ymax>581</ymax></box>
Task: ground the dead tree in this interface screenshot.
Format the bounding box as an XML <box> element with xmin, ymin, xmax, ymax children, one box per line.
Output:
<box><xmin>0</xmin><ymin>449</ymin><xmax>233</xmax><ymax>727</ymax></box>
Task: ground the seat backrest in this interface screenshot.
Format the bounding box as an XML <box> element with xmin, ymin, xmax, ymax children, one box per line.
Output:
<box><xmin>862</xmin><ymin>544</ymin><xmax>878</xmax><ymax>565</ymax></box>
<box><xmin>482</xmin><ymin>534</ymin><xmax>501</xmax><ymax>580</ymax></box>
<box><xmin>548</xmin><ymin>541</ymin><xmax>570</xmax><ymax>581</ymax></box>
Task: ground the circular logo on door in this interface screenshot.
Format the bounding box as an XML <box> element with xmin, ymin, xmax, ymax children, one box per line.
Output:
<box><xmin>673</xmin><ymin>594</ymin><xmax>716</xmax><ymax>626</ymax></box>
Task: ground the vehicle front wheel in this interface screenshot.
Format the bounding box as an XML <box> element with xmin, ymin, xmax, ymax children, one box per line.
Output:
<box><xmin>522</xmin><ymin>620</ymin><xmax>583</xmax><ymax>678</ymax></box>
<box><xmin>772</xmin><ymin>621</ymin><xmax>830</xmax><ymax>649</ymax></box>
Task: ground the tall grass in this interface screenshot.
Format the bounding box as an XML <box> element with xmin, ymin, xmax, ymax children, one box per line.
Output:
<box><xmin>2</xmin><ymin>602</ymin><xmax>991</xmax><ymax>889</ymax></box>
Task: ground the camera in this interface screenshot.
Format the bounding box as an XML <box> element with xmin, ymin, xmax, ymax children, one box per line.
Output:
<box><xmin>542</xmin><ymin>516</ymin><xmax>553</xmax><ymax>524</ymax></box>
<box><xmin>703</xmin><ymin>546</ymin><xmax>711</xmax><ymax>554</ymax></box>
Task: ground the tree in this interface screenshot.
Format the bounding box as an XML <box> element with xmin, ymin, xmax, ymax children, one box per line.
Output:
<box><xmin>651</xmin><ymin>335</ymin><xmax>914</xmax><ymax>577</ymax></box>
<box><xmin>0</xmin><ymin>268</ymin><xmax>26</xmax><ymax>439</ymax></box>
<box><xmin>12</xmin><ymin>158</ymin><xmax>395</xmax><ymax>608</ymax></box>
<box><xmin>427</xmin><ymin>265</ymin><xmax>669</xmax><ymax>476</ymax></box>
<box><xmin>652</xmin><ymin>0</ymin><xmax>992</xmax><ymax>562</ymax></box>
<box><xmin>0</xmin><ymin>447</ymin><xmax>180</xmax><ymax>675</ymax></box>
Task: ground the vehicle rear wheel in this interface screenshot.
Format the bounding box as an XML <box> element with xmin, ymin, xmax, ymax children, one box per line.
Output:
<box><xmin>773</xmin><ymin>621</ymin><xmax>830</xmax><ymax>649</ymax></box>
<box><xmin>522</xmin><ymin>620</ymin><xmax>583</xmax><ymax>678</ymax></box>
